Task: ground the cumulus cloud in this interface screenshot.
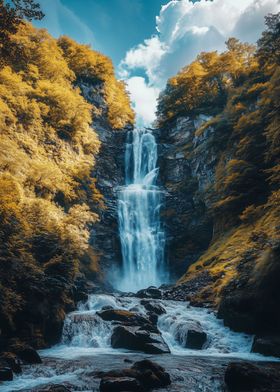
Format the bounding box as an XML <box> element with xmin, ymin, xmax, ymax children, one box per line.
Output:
<box><xmin>126</xmin><ymin>77</ymin><xmax>160</xmax><ymax>127</ymax></box>
<box><xmin>120</xmin><ymin>0</ymin><xmax>280</xmax><ymax>126</ymax></box>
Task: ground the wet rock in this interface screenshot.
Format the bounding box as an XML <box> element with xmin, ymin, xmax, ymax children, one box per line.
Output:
<box><xmin>0</xmin><ymin>352</ymin><xmax>21</xmax><ymax>373</ymax></box>
<box><xmin>132</xmin><ymin>360</ymin><xmax>171</xmax><ymax>389</ymax></box>
<box><xmin>185</xmin><ymin>325</ymin><xmax>207</xmax><ymax>350</ymax></box>
<box><xmin>111</xmin><ymin>325</ymin><xmax>170</xmax><ymax>354</ymax></box>
<box><xmin>135</xmin><ymin>287</ymin><xmax>162</xmax><ymax>299</ymax></box>
<box><xmin>99</xmin><ymin>359</ymin><xmax>171</xmax><ymax>391</ymax></box>
<box><xmin>10</xmin><ymin>343</ymin><xmax>42</xmax><ymax>364</ymax></box>
<box><xmin>147</xmin><ymin>312</ymin><xmax>158</xmax><ymax>325</ymax></box>
<box><xmin>101</xmin><ymin>305</ymin><xmax>114</xmax><ymax>311</ymax></box>
<box><xmin>251</xmin><ymin>336</ymin><xmax>280</xmax><ymax>358</ymax></box>
<box><xmin>225</xmin><ymin>362</ymin><xmax>280</xmax><ymax>392</ymax></box>
<box><xmin>97</xmin><ymin>309</ymin><xmax>149</xmax><ymax>326</ymax></box>
<box><xmin>100</xmin><ymin>377</ymin><xmax>143</xmax><ymax>392</ymax></box>
<box><xmin>140</xmin><ymin>300</ymin><xmax>166</xmax><ymax>315</ymax></box>
<box><xmin>163</xmin><ymin>274</ymin><xmax>215</xmax><ymax>306</ymax></box>
<box><xmin>38</xmin><ymin>386</ymin><xmax>71</xmax><ymax>392</ymax></box>
<box><xmin>217</xmin><ymin>293</ymin><xmax>257</xmax><ymax>333</ymax></box>
<box><xmin>0</xmin><ymin>367</ymin><xmax>13</xmax><ymax>381</ymax></box>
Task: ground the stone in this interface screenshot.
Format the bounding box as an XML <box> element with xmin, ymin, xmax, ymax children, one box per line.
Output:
<box><xmin>97</xmin><ymin>309</ymin><xmax>149</xmax><ymax>326</ymax></box>
<box><xmin>135</xmin><ymin>287</ymin><xmax>162</xmax><ymax>299</ymax></box>
<box><xmin>99</xmin><ymin>359</ymin><xmax>171</xmax><ymax>392</ymax></box>
<box><xmin>225</xmin><ymin>362</ymin><xmax>280</xmax><ymax>392</ymax></box>
<box><xmin>185</xmin><ymin>326</ymin><xmax>207</xmax><ymax>349</ymax></box>
<box><xmin>132</xmin><ymin>360</ymin><xmax>171</xmax><ymax>389</ymax></box>
<box><xmin>100</xmin><ymin>377</ymin><xmax>143</xmax><ymax>392</ymax></box>
<box><xmin>0</xmin><ymin>352</ymin><xmax>21</xmax><ymax>374</ymax></box>
<box><xmin>251</xmin><ymin>336</ymin><xmax>280</xmax><ymax>358</ymax></box>
<box><xmin>38</xmin><ymin>386</ymin><xmax>71</xmax><ymax>392</ymax></box>
<box><xmin>10</xmin><ymin>343</ymin><xmax>42</xmax><ymax>364</ymax></box>
<box><xmin>111</xmin><ymin>325</ymin><xmax>170</xmax><ymax>354</ymax></box>
<box><xmin>0</xmin><ymin>367</ymin><xmax>13</xmax><ymax>381</ymax></box>
<box><xmin>140</xmin><ymin>300</ymin><xmax>166</xmax><ymax>315</ymax></box>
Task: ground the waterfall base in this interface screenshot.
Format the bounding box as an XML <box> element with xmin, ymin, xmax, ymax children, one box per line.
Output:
<box><xmin>2</xmin><ymin>291</ymin><xmax>279</xmax><ymax>392</ymax></box>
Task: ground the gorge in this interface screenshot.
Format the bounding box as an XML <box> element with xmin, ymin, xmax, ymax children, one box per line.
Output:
<box><xmin>0</xmin><ymin>3</ymin><xmax>280</xmax><ymax>392</ymax></box>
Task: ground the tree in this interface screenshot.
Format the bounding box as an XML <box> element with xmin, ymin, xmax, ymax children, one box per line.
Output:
<box><xmin>257</xmin><ymin>13</ymin><xmax>280</xmax><ymax>67</ymax></box>
<box><xmin>0</xmin><ymin>0</ymin><xmax>44</xmax><ymax>66</ymax></box>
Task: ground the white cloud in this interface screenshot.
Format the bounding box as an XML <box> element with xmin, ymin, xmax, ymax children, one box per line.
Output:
<box><xmin>120</xmin><ymin>0</ymin><xmax>280</xmax><ymax>126</ymax></box>
<box><xmin>126</xmin><ymin>77</ymin><xmax>160</xmax><ymax>127</ymax></box>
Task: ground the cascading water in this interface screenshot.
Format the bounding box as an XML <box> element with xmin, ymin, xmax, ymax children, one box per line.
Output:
<box><xmin>116</xmin><ymin>128</ymin><xmax>166</xmax><ymax>292</ymax></box>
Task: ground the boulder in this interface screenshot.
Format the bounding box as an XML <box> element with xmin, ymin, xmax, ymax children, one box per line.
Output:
<box><xmin>97</xmin><ymin>309</ymin><xmax>149</xmax><ymax>326</ymax></box>
<box><xmin>47</xmin><ymin>386</ymin><xmax>71</xmax><ymax>392</ymax></box>
<box><xmin>38</xmin><ymin>386</ymin><xmax>71</xmax><ymax>392</ymax></box>
<box><xmin>225</xmin><ymin>362</ymin><xmax>280</xmax><ymax>392</ymax></box>
<box><xmin>147</xmin><ymin>312</ymin><xmax>158</xmax><ymax>325</ymax></box>
<box><xmin>132</xmin><ymin>360</ymin><xmax>171</xmax><ymax>389</ymax></box>
<box><xmin>135</xmin><ymin>287</ymin><xmax>162</xmax><ymax>299</ymax></box>
<box><xmin>140</xmin><ymin>300</ymin><xmax>166</xmax><ymax>315</ymax></box>
<box><xmin>10</xmin><ymin>343</ymin><xmax>42</xmax><ymax>364</ymax></box>
<box><xmin>0</xmin><ymin>352</ymin><xmax>21</xmax><ymax>374</ymax></box>
<box><xmin>185</xmin><ymin>325</ymin><xmax>207</xmax><ymax>349</ymax></box>
<box><xmin>99</xmin><ymin>359</ymin><xmax>171</xmax><ymax>391</ymax></box>
<box><xmin>0</xmin><ymin>367</ymin><xmax>13</xmax><ymax>381</ymax></box>
<box><xmin>100</xmin><ymin>377</ymin><xmax>143</xmax><ymax>392</ymax></box>
<box><xmin>111</xmin><ymin>325</ymin><xmax>170</xmax><ymax>354</ymax></box>
<box><xmin>251</xmin><ymin>336</ymin><xmax>280</xmax><ymax>358</ymax></box>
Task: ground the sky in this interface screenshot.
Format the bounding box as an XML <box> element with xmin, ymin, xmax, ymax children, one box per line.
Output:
<box><xmin>35</xmin><ymin>0</ymin><xmax>280</xmax><ymax>126</ymax></box>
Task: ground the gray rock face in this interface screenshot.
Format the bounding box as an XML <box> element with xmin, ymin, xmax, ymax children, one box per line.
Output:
<box><xmin>78</xmin><ymin>79</ymin><xmax>132</xmax><ymax>278</ymax></box>
<box><xmin>156</xmin><ymin>114</ymin><xmax>226</xmax><ymax>278</ymax></box>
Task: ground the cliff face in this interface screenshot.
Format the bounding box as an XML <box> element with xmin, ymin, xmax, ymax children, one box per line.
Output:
<box><xmin>157</xmin><ymin>21</ymin><xmax>280</xmax><ymax>338</ymax></box>
<box><xmin>78</xmin><ymin>79</ymin><xmax>130</xmax><ymax>280</ymax></box>
<box><xmin>157</xmin><ymin>115</ymin><xmax>217</xmax><ymax>278</ymax></box>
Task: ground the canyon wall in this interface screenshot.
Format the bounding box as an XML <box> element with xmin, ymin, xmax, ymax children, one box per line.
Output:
<box><xmin>157</xmin><ymin>27</ymin><xmax>280</xmax><ymax>340</ymax></box>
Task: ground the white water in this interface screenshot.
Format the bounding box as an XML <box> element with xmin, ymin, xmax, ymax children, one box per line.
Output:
<box><xmin>41</xmin><ymin>294</ymin><xmax>268</xmax><ymax>361</ymax></box>
<box><xmin>116</xmin><ymin>129</ymin><xmax>166</xmax><ymax>292</ymax></box>
<box><xmin>3</xmin><ymin>294</ymin><xmax>277</xmax><ymax>392</ymax></box>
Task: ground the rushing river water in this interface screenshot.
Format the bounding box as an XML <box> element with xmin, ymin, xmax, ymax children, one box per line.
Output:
<box><xmin>3</xmin><ymin>293</ymin><xmax>277</xmax><ymax>392</ymax></box>
<box><xmin>116</xmin><ymin>129</ymin><xmax>166</xmax><ymax>292</ymax></box>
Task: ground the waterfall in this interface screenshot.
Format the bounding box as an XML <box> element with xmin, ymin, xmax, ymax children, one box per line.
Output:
<box><xmin>116</xmin><ymin>129</ymin><xmax>166</xmax><ymax>292</ymax></box>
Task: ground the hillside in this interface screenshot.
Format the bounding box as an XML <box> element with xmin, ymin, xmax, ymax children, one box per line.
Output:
<box><xmin>157</xmin><ymin>14</ymin><xmax>280</xmax><ymax>339</ymax></box>
<box><xmin>0</xmin><ymin>20</ymin><xmax>134</xmax><ymax>348</ymax></box>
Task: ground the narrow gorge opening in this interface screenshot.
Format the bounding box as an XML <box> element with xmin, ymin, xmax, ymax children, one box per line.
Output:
<box><xmin>116</xmin><ymin>128</ymin><xmax>167</xmax><ymax>292</ymax></box>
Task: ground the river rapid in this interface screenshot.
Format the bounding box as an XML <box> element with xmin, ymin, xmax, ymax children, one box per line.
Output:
<box><xmin>2</xmin><ymin>291</ymin><xmax>279</xmax><ymax>392</ymax></box>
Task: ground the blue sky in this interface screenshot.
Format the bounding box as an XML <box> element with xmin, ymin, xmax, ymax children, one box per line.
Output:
<box><xmin>35</xmin><ymin>0</ymin><xmax>164</xmax><ymax>66</ymax></box>
<box><xmin>35</xmin><ymin>0</ymin><xmax>280</xmax><ymax>126</ymax></box>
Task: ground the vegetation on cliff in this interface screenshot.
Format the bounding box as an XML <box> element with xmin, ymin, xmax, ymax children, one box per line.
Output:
<box><xmin>0</xmin><ymin>2</ymin><xmax>134</xmax><ymax>347</ymax></box>
<box><xmin>157</xmin><ymin>14</ymin><xmax>280</xmax><ymax>336</ymax></box>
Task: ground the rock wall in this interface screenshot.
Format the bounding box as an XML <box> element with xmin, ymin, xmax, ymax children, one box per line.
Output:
<box><xmin>79</xmin><ymin>79</ymin><xmax>130</xmax><ymax>281</ymax></box>
<box><xmin>157</xmin><ymin>115</ymin><xmax>220</xmax><ymax>279</ymax></box>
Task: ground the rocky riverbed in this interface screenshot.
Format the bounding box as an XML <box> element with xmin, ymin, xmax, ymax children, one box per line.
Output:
<box><xmin>1</xmin><ymin>288</ymin><xmax>280</xmax><ymax>391</ymax></box>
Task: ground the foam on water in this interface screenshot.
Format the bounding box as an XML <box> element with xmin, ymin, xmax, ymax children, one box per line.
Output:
<box><xmin>4</xmin><ymin>294</ymin><xmax>278</xmax><ymax>391</ymax></box>
<box><xmin>41</xmin><ymin>294</ymin><xmax>277</xmax><ymax>362</ymax></box>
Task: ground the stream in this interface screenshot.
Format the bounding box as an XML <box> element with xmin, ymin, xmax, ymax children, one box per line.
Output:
<box><xmin>2</xmin><ymin>128</ymin><xmax>279</xmax><ymax>391</ymax></box>
<box><xmin>2</xmin><ymin>292</ymin><xmax>278</xmax><ymax>392</ymax></box>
